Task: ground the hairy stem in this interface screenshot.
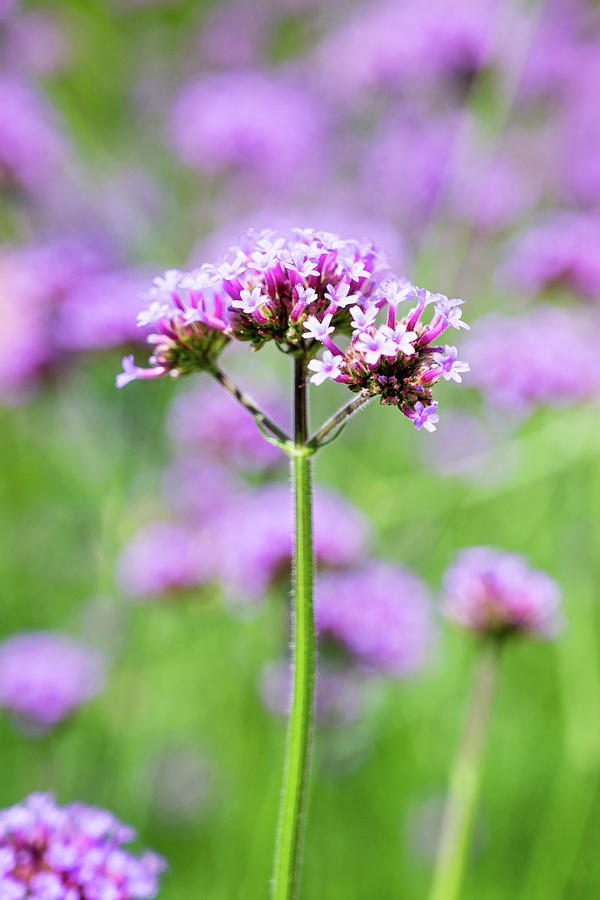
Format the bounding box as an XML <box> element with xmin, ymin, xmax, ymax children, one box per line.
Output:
<box><xmin>429</xmin><ymin>639</ymin><xmax>502</xmax><ymax>900</ymax></box>
<box><xmin>307</xmin><ymin>392</ymin><xmax>372</xmax><ymax>450</ymax></box>
<box><xmin>210</xmin><ymin>366</ymin><xmax>291</xmax><ymax>445</ymax></box>
<box><xmin>271</xmin><ymin>356</ymin><xmax>316</xmax><ymax>900</ymax></box>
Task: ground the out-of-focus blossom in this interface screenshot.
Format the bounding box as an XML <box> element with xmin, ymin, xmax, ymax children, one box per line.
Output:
<box><xmin>169</xmin><ymin>71</ymin><xmax>326</xmax><ymax>189</ymax></box>
<box><xmin>260</xmin><ymin>659</ymin><xmax>366</xmax><ymax>726</ymax></box>
<box><xmin>167</xmin><ymin>379</ymin><xmax>286</xmax><ymax>472</ymax></box>
<box><xmin>0</xmin><ymin>77</ymin><xmax>66</xmax><ymax>194</ymax></box>
<box><xmin>161</xmin><ymin>456</ymin><xmax>239</xmax><ymax>521</ymax></box>
<box><xmin>147</xmin><ymin>744</ymin><xmax>211</xmax><ymax>826</ymax></box>
<box><xmin>0</xmin><ymin>792</ymin><xmax>166</xmax><ymax>899</ymax></box>
<box><xmin>360</xmin><ymin>115</ymin><xmax>457</xmax><ymax>234</ymax></box>
<box><xmin>315</xmin><ymin>563</ymin><xmax>433</xmax><ymax>676</ymax></box>
<box><xmin>420</xmin><ymin>410</ymin><xmax>517</xmax><ymax>485</ymax></box>
<box><xmin>117</xmin><ymin>522</ymin><xmax>217</xmax><ymax>600</ymax></box>
<box><xmin>3</xmin><ymin>10</ymin><xmax>70</xmax><ymax>74</ymax></box>
<box><xmin>501</xmin><ymin>214</ymin><xmax>600</xmax><ymax>299</ymax></box>
<box><xmin>195</xmin><ymin>1</ymin><xmax>270</xmax><ymax>68</ymax></box>
<box><xmin>0</xmin><ymin>237</ymin><xmax>114</xmax><ymax>402</ymax></box>
<box><xmin>218</xmin><ymin>483</ymin><xmax>371</xmax><ymax>601</ymax></box>
<box><xmin>314</xmin><ymin>0</ymin><xmax>503</xmax><ymax>106</ymax></box>
<box><xmin>465</xmin><ymin>304</ymin><xmax>600</xmax><ymax>414</ymax></box>
<box><xmin>0</xmin><ymin>632</ymin><xmax>105</xmax><ymax>732</ymax></box>
<box><xmin>442</xmin><ymin>546</ymin><xmax>562</xmax><ymax>637</ymax></box>
<box><xmin>55</xmin><ymin>269</ymin><xmax>154</xmax><ymax>351</ymax></box>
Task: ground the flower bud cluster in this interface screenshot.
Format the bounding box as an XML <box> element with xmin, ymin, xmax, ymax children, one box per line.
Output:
<box><xmin>0</xmin><ymin>793</ymin><xmax>166</xmax><ymax>900</ymax></box>
<box><xmin>308</xmin><ymin>284</ymin><xmax>469</xmax><ymax>431</ymax></box>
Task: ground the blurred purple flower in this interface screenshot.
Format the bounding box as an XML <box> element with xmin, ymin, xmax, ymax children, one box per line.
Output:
<box><xmin>0</xmin><ymin>77</ymin><xmax>67</xmax><ymax>194</ymax></box>
<box><xmin>260</xmin><ymin>660</ymin><xmax>366</xmax><ymax>727</ymax></box>
<box><xmin>218</xmin><ymin>483</ymin><xmax>371</xmax><ymax>602</ymax></box>
<box><xmin>442</xmin><ymin>547</ymin><xmax>562</xmax><ymax>637</ymax></box>
<box><xmin>465</xmin><ymin>304</ymin><xmax>600</xmax><ymax>414</ymax></box>
<box><xmin>167</xmin><ymin>379</ymin><xmax>286</xmax><ymax>472</ymax></box>
<box><xmin>161</xmin><ymin>456</ymin><xmax>239</xmax><ymax>521</ymax></box>
<box><xmin>501</xmin><ymin>214</ymin><xmax>600</xmax><ymax>299</ymax></box>
<box><xmin>0</xmin><ymin>792</ymin><xmax>166</xmax><ymax>899</ymax></box>
<box><xmin>315</xmin><ymin>563</ymin><xmax>433</xmax><ymax>677</ymax></box>
<box><xmin>117</xmin><ymin>522</ymin><xmax>217</xmax><ymax>600</ymax></box>
<box><xmin>55</xmin><ymin>269</ymin><xmax>154</xmax><ymax>351</ymax></box>
<box><xmin>0</xmin><ymin>633</ymin><xmax>106</xmax><ymax>732</ymax></box>
<box><xmin>169</xmin><ymin>71</ymin><xmax>327</xmax><ymax>188</ymax></box>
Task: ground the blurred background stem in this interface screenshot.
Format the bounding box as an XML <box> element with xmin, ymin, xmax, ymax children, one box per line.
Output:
<box><xmin>271</xmin><ymin>357</ymin><xmax>315</xmax><ymax>900</ymax></box>
<box><xmin>430</xmin><ymin>638</ymin><xmax>501</xmax><ymax>900</ymax></box>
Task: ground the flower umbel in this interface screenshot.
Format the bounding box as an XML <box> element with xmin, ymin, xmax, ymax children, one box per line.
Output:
<box><xmin>0</xmin><ymin>793</ymin><xmax>167</xmax><ymax>900</ymax></box>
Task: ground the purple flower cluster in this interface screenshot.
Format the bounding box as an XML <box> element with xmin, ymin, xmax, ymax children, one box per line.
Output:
<box><xmin>169</xmin><ymin>71</ymin><xmax>325</xmax><ymax>188</ymax></box>
<box><xmin>0</xmin><ymin>792</ymin><xmax>166</xmax><ymax>900</ymax></box>
<box><xmin>315</xmin><ymin>563</ymin><xmax>433</xmax><ymax>677</ymax></box>
<box><xmin>501</xmin><ymin>213</ymin><xmax>600</xmax><ymax>300</ymax></box>
<box><xmin>0</xmin><ymin>633</ymin><xmax>106</xmax><ymax>733</ymax></box>
<box><xmin>118</xmin><ymin>229</ymin><xmax>468</xmax><ymax>431</ymax></box>
<box><xmin>442</xmin><ymin>547</ymin><xmax>562</xmax><ymax>638</ymax></box>
<box><xmin>465</xmin><ymin>304</ymin><xmax>600</xmax><ymax>414</ymax></box>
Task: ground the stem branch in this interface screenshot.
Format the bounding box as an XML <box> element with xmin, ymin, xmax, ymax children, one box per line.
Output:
<box><xmin>271</xmin><ymin>356</ymin><xmax>316</xmax><ymax>900</ymax></box>
<box><xmin>307</xmin><ymin>392</ymin><xmax>372</xmax><ymax>450</ymax></box>
<box><xmin>429</xmin><ymin>639</ymin><xmax>502</xmax><ymax>900</ymax></box>
<box><xmin>210</xmin><ymin>366</ymin><xmax>291</xmax><ymax>445</ymax></box>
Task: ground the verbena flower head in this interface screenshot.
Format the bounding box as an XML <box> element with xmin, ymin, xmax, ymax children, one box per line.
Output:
<box><xmin>315</xmin><ymin>563</ymin><xmax>433</xmax><ymax>677</ymax></box>
<box><xmin>120</xmin><ymin>229</ymin><xmax>468</xmax><ymax>430</ymax></box>
<box><xmin>0</xmin><ymin>792</ymin><xmax>166</xmax><ymax>899</ymax></box>
<box><xmin>116</xmin><ymin>268</ymin><xmax>231</xmax><ymax>387</ymax></box>
<box><xmin>0</xmin><ymin>633</ymin><xmax>106</xmax><ymax>732</ymax></box>
<box><xmin>442</xmin><ymin>547</ymin><xmax>562</xmax><ymax>638</ymax></box>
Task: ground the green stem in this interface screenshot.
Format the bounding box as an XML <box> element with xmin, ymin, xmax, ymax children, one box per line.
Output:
<box><xmin>429</xmin><ymin>639</ymin><xmax>502</xmax><ymax>900</ymax></box>
<box><xmin>210</xmin><ymin>366</ymin><xmax>291</xmax><ymax>445</ymax></box>
<box><xmin>271</xmin><ymin>356</ymin><xmax>316</xmax><ymax>900</ymax></box>
<box><xmin>306</xmin><ymin>392</ymin><xmax>372</xmax><ymax>451</ymax></box>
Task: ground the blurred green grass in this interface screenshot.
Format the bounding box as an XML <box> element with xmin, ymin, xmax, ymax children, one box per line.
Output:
<box><xmin>2</xmin><ymin>350</ymin><xmax>600</xmax><ymax>899</ymax></box>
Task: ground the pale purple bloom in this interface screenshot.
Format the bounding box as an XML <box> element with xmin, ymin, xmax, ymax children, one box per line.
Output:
<box><xmin>355</xmin><ymin>329</ymin><xmax>396</xmax><ymax>365</ymax></box>
<box><xmin>308</xmin><ymin>350</ymin><xmax>343</xmax><ymax>385</ymax></box>
<box><xmin>217</xmin><ymin>484</ymin><xmax>371</xmax><ymax>602</ymax></box>
<box><xmin>315</xmin><ymin>563</ymin><xmax>433</xmax><ymax>676</ymax></box>
<box><xmin>0</xmin><ymin>76</ymin><xmax>66</xmax><ymax>193</ymax></box>
<box><xmin>136</xmin><ymin>302</ymin><xmax>171</xmax><ymax>328</ymax></box>
<box><xmin>410</xmin><ymin>401</ymin><xmax>440</xmax><ymax>433</ymax></box>
<box><xmin>169</xmin><ymin>71</ymin><xmax>326</xmax><ymax>188</ymax></box>
<box><xmin>465</xmin><ymin>304</ymin><xmax>600</xmax><ymax>415</ymax></box>
<box><xmin>434</xmin><ymin>298</ymin><xmax>469</xmax><ymax>331</ymax></box>
<box><xmin>381</xmin><ymin>323</ymin><xmax>417</xmax><ymax>356</ymax></box>
<box><xmin>0</xmin><ymin>793</ymin><xmax>166</xmax><ymax>899</ymax></box>
<box><xmin>0</xmin><ymin>633</ymin><xmax>105</xmax><ymax>731</ymax></box>
<box><xmin>349</xmin><ymin>305</ymin><xmax>377</xmax><ymax>331</ymax></box>
<box><xmin>303</xmin><ymin>314</ymin><xmax>335</xmax><ymax>342</ymax></box>
<box><xmin>117</xmin><ymin>522</ymin><xmax>217</xmax><ymax>600</ymax></box>
<box><xmin>294</xmin><ymin>285</ymin><xmax>318</xmax><ymax>306</ymax></box>
<box><xmin>434</xmin><ymin>346</ymin><xmax>470</xmax><ymax>382</ymax></box>
<box><xmin>55</xmin><ymin>270</ymin><xmax>154</xmax><ymax>351</ymax></box>
<box><xmin>232</xmin><ymin>287</ymin><xmax>268</xmax><ymax>314</ymax></box>
<box><xmin>442</xmin><ymin>547</ymin><xmax>563</xmax><ymax>638</ymax></box>
<box><xmin>501</xmin><ymin>214</ymin><xmax>600</xmax><ymax>300</ymax></box>
<box><xmin>324</xmin><ymin>282</ymin><xmax>358</xmax><ymax>309</ymax></box>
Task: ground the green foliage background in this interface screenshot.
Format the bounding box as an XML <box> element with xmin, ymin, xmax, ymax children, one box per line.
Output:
<box><xmin>2</xmin><ymin>2</ymin><xmax>600</xmax><ymax>898</ymax></box>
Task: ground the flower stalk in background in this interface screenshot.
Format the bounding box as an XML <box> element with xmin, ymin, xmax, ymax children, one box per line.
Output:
<box><xmin>430</xmin><ymin>547</ymin><xmax>562</xmax><ymax>900</ymax></box>
<box><xmin>116</xmin><ymin>228</ymin><xmax>468</xmax><ymax>900</ymax></box>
